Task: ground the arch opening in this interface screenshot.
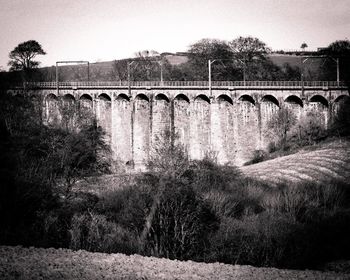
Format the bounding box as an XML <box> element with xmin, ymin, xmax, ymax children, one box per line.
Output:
<box><xmin>79</xmin><ymin>94</ymin><xmax>93</xmax><ymax>101</ymax></box>
<box><xmin>238</xmin><ymin>95</ymin><xmax>255</xmax><ymax>105</ymax></box>
<box><xmin>155</xmin><ymin>93</ymin><xmax>169</xmax><ymax>102</ymax></box>
<box><xmin>262</xmin><ymin>95</ymin><xmax>279</xmax><ymax>107</ymax></box>
<box><xmin>285</xmin><ymin>95</ymin><xmax>303</xmax><ymax>107</ymax></box>
<box><xmin>195</xmin><ymin>94</ymin><xmax>210</xmax><ymax>103</ymax></box>
<box><xmin>98</xmin><ymin>93</ymin><xmax>111</xmax><ymax>102</ymax></box>
<box><xmin>117</xmin><ymin>93</ymin><xmax>130</xmax><ymax>101</ymax></box>
<box><xmin>309</xmin><ymin>95</ymin><xmax>328</xmax><ymax>107</ymax></box>
<box><xmin>334</xmin><ymin>95</ymin><xmax>350</xmax><ymax>103</ymax></box>
<box><xmin>46</xmin><ymin>93</ymin><xmax>58</xmax><ymax>100</ymax></box>
<box><xmin>135</xmin><ymin>93</ymin><xmax>149</xmax><ymax>102</ymax></box>
<box><xmin>174</xmin><ymin>94</ymin><xmax>190</xmax><ymax>103</ymax></box>
<box><xmin>63</xmin><ymin>94</ymin><xmax>75</xmax><ymax>102</ymax></box>
<box><xmin>217</xmin><ymin>94</ymin><xmax>233</xmax><ymax>105</ymax></box>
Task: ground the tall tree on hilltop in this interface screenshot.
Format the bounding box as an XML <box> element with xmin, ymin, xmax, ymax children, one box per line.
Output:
<box><xmin>187</xmin><ymin>39</ymin><xmax>237</xmax><ymax>80</ymax></box>
<box><xmin>300</xmin><ymin>42</ymin><xmax>308</xmax><ymax>51</ymax></box>
<box><xmin>229</xmin><ymin>36</ymin><xmax>272</xmax><ymax>80</ymax></box>
<box><xmin>130</xmin><ymin>50</ymin><xmax>163</xmax><ymax>81</ymax></box>
<box><xmin>319</xmin><ymin>39</ymin><xmax>350</xmax><ymax>81</ymax></box>
<box><xmin>8</xmin><ymin>40</ymin><xmax>46</xmax><ymax>71</ymax></box>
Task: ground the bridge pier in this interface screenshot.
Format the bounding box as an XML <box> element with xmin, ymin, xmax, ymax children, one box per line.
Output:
<box><xmin>10</xmin><ymin>81</ymin><xmax>349</xmax><ymax>169</ymax></box>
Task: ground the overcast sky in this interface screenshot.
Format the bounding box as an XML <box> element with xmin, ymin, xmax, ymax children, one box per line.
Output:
<box><xmin>0</xmin><ymin>0</ymin><xmax>349</xmax><ymax>69</ymax></box>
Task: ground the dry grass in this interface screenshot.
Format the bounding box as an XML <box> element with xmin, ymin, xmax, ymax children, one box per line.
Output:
<box><xmin>240</xmin><ymin>139</ymin><xmax>350</xmax><ymax>186</ymax></box>
<box><xmin>0</xmin><ymin>246</ymin><xmax>347</xmax><ymax>280</ymax></box>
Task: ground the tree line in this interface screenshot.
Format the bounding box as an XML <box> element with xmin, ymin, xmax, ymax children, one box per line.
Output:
<box><xmin>1</xmin><ymin>37</ymin><xmax>350</xmax><ymax>86</ymax></box>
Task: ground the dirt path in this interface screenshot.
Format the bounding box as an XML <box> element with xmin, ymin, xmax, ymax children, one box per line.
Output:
<box><xmin>240</xmin><ymin>140</ymin><xmax>350</xmax><ymax>186</ymax></box>
<box><xmin>0</xmin><ymin>246</ymin><xmax>349</xmax><ymax>280</ymax></box>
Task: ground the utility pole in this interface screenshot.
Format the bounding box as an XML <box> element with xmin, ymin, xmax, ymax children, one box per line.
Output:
<box><xmin>56</xmin><ymin>62</ymin><xmax>59</xmax><ymax>96</ymax></box>
<box><xmin>55</xmin><ymin>60</ymin><xmax>90</xmax><ymax>95</ymax></box>
<box><xmin>208</xmin><ymin>59</ymin><xmax>216</xmax><ymax>96</ymax></box>
<box><xmin>160</xmin><ymin>60</ymin><xmax>163</xmax><ymax>85</ymax></box>
<box><xmin>127</xmin><ymin>61</ymin><xmax>136</xmax><ymax>96</ymax></box>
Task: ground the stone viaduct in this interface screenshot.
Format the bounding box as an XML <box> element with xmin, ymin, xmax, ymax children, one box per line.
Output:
<box><xmin>10</xmin><ymin>81</ymin><xmax>349</xmax><ymax>170</ymax></box>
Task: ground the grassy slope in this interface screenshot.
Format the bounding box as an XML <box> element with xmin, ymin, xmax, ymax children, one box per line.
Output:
<box><xmin>240</xmin><ymin>139</ymin><xmax>350</xmax><ymax>185</ymax></box>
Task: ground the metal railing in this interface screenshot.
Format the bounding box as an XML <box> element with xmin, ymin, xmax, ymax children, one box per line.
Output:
<box><xmin>22</xmin><ymin>80</ymin><xmax>347</xmax><ymax>89</ymax></box>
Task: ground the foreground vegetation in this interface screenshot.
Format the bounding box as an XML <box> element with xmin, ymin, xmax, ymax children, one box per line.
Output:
<box><xmin>1</xmin><ymin>92</ymin><xmax>350</xmax><ymax>272</ymax></box>
<box><xmin>1</xmin><ymin>246</ymin><xmax>348</xmax><ymax>280</ymax></box>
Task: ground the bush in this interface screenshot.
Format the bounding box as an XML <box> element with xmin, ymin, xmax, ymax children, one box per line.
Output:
<box><xmin>143</xmin><ymin>178</ymin><xmax>218</xmax><ymax>260</ymax></box>
<box><xmin>244</xmin><ymin>150</ymin><xmax>268</xmax><ymax>165</ymax></box>
<box><xmin>69</xmin><ymin>211</ymin><xmax>138</xmax><ymax>254</ymax></box>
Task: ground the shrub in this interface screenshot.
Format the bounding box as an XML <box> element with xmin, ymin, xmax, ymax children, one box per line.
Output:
<box><xmin>244</xmin><ymin>150</ymin><xmax>268</xmax><ymax>165</ymax></box>
<box><xmin>143</xmin><ymin>178</ymin><xmax>218</xmax><ymax>260</ymax></box>
<box><xmin>69</xmin><ymin>212</ymin><xmax>138</xmax><ymax>254</ymax></box>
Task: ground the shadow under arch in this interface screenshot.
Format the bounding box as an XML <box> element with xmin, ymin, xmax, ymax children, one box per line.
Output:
<box><xmin>116</xmin><ymin>93</ymin><xmax>130</xmax><ymax>101</ymax></box>
<box><xmin>46</xmin><ymin>93</ymin><xmax>58</xmax><ymax>100</ymax></box>
<box><xmin>238</xmin><ymin>94</ymin><xmax>255</xmax><ymax>105</ymax></box>
<box><xmin>135</xmin><ymin>93</ymin><xmax>149</xmax><ymax>102</ymax></box>
<box><xmin>98</xmin><ymin>93</ymin><xmax>111</xmax><ymax>102</ymax></box>
<box><xmin>79</xmin><ymin>94</ymin><xmax>93</xmax><ymax>101</ymax></box>
<box><xmin>217</xmin><ymin>94</ymin><xmax>233</xmax><ymax>105</ymax></box>
<box><xmin>309</xmin><ymin>95</ymin><xmax>328</xmax><ymax>107</ymax></box>
<box><xmin>334</xmin><ymin>95</ymin><xmax>350</xmax><ymax>103</ymax></box>
<box><xmin>155</xmin><ymin>93</ymin><xmax>170</xmax><ymax>102</ymax></box>
<box><xmin>285</xmin><ymin>95</ymin><xmax>303</xmax><ymax>107</ymax></box>
<box><xmin>174</xmin><ymin>93</ymin><xmax>190</xmax><ymax>103</ymax></box>
<box><xmin>62</xmin><ymin>93</ymin><xmax>76</xmax><ymax>102</ymax></box>
<box><xmin>195</xmin><ymin>94</ymin><xmax>210</xmax><ymax>103</ymax></box>
<box><xmin>261</xmin><ymin>95</ymin><xmax>279</xmax><ymax>107</ymax></box>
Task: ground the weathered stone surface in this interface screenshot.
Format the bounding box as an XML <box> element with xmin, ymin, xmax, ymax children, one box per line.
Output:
<box><xmin>16</xmin><ymin>85</ymin><xmax>349</xmax><ymax>168</ymax></box>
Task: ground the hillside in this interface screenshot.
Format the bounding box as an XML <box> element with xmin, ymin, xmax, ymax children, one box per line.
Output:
<box><xmin>240</xmin><ymin>139</ymin><xmax>350</xmax><ymax>186</ymax></box>
<box><xmin>0</xmin><ymin>246</ymin><xmax>348</xmax><ymax>280</ymax></box>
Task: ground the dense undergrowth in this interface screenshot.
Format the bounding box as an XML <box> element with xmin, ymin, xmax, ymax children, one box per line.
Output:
<box><xmin>1</xmin><ymin>92</ymin><xmax>350</xmax><ymax>270</ymax></box>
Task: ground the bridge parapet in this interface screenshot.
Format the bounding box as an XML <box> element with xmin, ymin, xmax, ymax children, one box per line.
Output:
<box><xmin>20</xmin><ymin>80</ymin><xmax>348</xmax><ymax>90</ymax></box>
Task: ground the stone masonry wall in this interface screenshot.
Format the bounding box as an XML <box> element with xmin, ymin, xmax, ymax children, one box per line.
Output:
<box><xmin>16</xmin><ymin>86</ymin><xmax>349</xmax><ymax>168</ymax></box>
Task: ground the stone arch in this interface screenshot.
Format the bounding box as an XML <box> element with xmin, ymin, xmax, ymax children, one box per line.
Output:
<box><xmin>98</xmin><ymin>93</ymin><xmax>111</xmax><ymax>102</ymax></box>
<box><xmin>152</xmin><ymin>94</ymin><xmax>170</xmax><ymax>149</ymax></box>
<box><xmin>191</xmin><ymin>93</ymin><xmax>211</xmax><ymax>160</ymax></box>
<box><xmin>134</xmin><ymin>93</ymin><xmax>150</xmax><ymax>170</ymax></box>
<box><xmin>46</xmin><ymin>93</ymin><xmax>58</xmax><ymax>101</ymax></box>
<box><xmin>236</xmin><ymin>94</ymin><xmax>258</xmax><ymax>165</ymax></box>
<box><xmin>79</xmin><ymin>94</ymin><xmax>93</xmax><ymax>101</ymax></box>
<box><xmin>155</xmin><ymin>93</ymin><xmax>170</xmax><ymax>102</ymax></box>
<box><xmin>334</xmin><ymin>95</ymin><xmax>350</xmax><ymax>103</ymax></box>
<box><xmin>260</xmin><ymin>95</ymin><xmax>280</xmax><ymax>148</ymax></box>
<box><xmin>97</xmin><ymin>93</ymin><xmax>112</xmax><ymax>144</ymax></box>
<box><xmin>238</xmin><ymin>94</ymin><xmax>255</xmax><ymax>105</ymax></box>
<box><xmin>135</xmin><ymin>93</ymin><xmax>149</xmax><ymax>102</ymax></box>
<box><xmin>45</xmin><ymin>93</ymin><xmax>60</xmax><ymax>125</ymax></box>
<box><xmin>212</xmin><ymin>94</ymin><xmax>235</xmax><ymax>164</ymax></box>
<box><xmin>285</xmin><ymin>95</ymin><xmax>303</xmax><ymax>107</ymax></box>
<box><xmin>332</xmin><ymin>95</ymin><xmax>350</xmax><ymax>118</ymax></box>
<box><xmin>309</xmin><ymin>95</ymin><xmax>328</xmax><ymax>107</ymax></box>
<box><xmin>306</xmin><ymin>95</ymin><xmax>330</xmax><ymax>129</ymax></box>
<box><xmin>79</xmin><ymin>94</ymin><xmax>93</xmax><ymax>125</ymax></box>
<box><xmin>261</xmin><ymin>95</ymin><xmax>279</xmax><ymax>107</ymax></box>
<box><xmin>174</xmin><ymin>93</ymin><xmax>191</xmax><ymax>150</ymax></box>
<box><xmin>116</xmin><ymin>93</ymin><xmax>130</xmax><ymax>101</ymax></box>
<box><xmin>62</xmin><ymin>93</ymin><xmax>75</xmax><ymax>102</ymax></box>
<box><xmin>284</xmin><ymin>95</ymin><xmax>304</xmax><ymax>123</ymax></box>
<box><xmin>113</xmin><ymin>94</ymin><xmax>132</xmax><ymax>166</ymax></box>
<box><xmin>195</xmin><ymin>94</ymin><xmax>210</xmax><ymax>103</ymax></box>
<box><xmin>174</xmin><ymin>93</ymin><xmax>190</xmax><ymax>103</ymax></box>
<box><xmin>217</xmin><ymin>94</ymin><xmax>233</xmax><ymax>105</ymax></box>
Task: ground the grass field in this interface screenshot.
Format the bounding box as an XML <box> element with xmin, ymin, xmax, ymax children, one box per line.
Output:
<box><xmin>240</xmin><ymin>139</ymin><xmax>350</xmax><ymax>186</ymax></box>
